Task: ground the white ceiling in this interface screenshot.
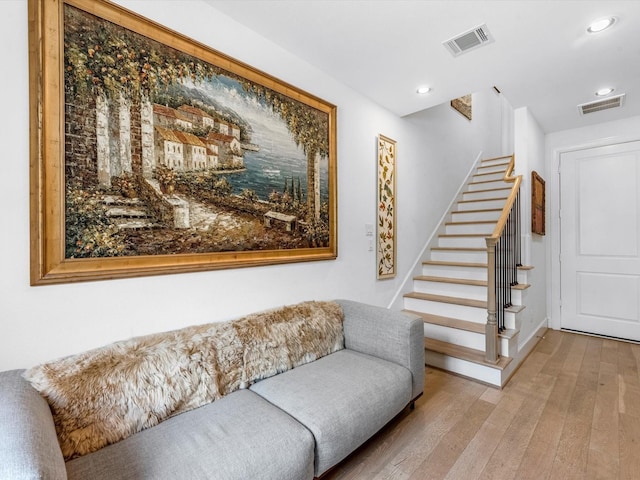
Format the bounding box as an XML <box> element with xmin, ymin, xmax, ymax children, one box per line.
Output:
<box><xmin>205</xmin><ymin>0</ymin><xmax>640</xmax><ymax>133</ymax></box>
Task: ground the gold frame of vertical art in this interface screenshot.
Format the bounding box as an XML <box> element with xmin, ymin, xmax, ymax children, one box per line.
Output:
<box><xmin>377</xmin><ymin>135</ymin><xmax>397</xmax><ymax>279</ymax></box>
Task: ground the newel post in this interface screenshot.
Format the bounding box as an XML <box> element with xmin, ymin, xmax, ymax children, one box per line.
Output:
<box><xmin>485</xmin><ymin>237</ymin><xmax>499</xmax><ymax>364</ymax></box>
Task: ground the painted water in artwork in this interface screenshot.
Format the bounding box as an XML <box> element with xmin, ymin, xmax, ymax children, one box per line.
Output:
<box><xmin>63</xmin><ymin>4</ymin><xmax>332</xmax><ymax>259</ymax></box>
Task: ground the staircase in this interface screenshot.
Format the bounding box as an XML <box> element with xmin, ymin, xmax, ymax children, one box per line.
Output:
<box><xmin>102</xmin><ymin>195</ymin><xmax>157</xmax><ymax>229</ymax></box>
<box><xmin>403</xmin><ymin>155</ymin><xmax>532</xmax><ymax>388</ymax></box>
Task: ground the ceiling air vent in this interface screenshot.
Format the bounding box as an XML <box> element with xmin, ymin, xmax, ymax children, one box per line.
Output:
<box><xmin>443</xmin><ymin>24</ymin><xmax>494</xmax><ymax>57</ymax></box>
<box><xmin>579</xmin><ymin>94</ymin><xmax>625</xmax><ymax>115</ymax></box>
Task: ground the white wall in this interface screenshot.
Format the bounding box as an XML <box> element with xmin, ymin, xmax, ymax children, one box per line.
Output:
<box><xmin>545</xmin><ymin>115</ymin><xmax>640</xmax><ymax>330</ymax></box>
<box><xmin>513</xmin><ymin>107</ymin><xmax>548</xmax><ymax>347</ymax></box>
<box><xmin>0</xmin><ymin>0</ymin><xmax>503</xmax><ymax>371</ymax></box>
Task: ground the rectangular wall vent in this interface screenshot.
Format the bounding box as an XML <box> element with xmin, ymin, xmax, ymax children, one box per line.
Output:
<box><xmin>578</xmin><ymin>94</ymin><xmax>626</xmax><ymax>115</ymax></box>
<box><xmin>443</xmin><ymin>24</ymin><xmax>494</xmax><ymax>57</ymax></box>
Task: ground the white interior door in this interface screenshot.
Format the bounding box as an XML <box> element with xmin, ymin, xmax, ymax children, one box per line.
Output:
<box><xmin>560</xmin><ymin>141</ymin><xmax>640</xmax><ymax>341</ymax></box>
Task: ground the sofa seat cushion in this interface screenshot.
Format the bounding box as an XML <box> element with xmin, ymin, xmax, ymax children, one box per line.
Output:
<box><xmin>249</xmin><ymin>349</ymin><xmax>412</xmax><ymax>476</ymax></box>
<box><xmin>66</xmin><ymin>389</ymin><xmax>314</xmax><ymax>480</ymax></box>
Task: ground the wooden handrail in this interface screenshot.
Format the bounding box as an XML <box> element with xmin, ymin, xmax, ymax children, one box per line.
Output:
<box><xmin>490</xmin><ymin>155</ymin><xmax>522</xmax><ymax>239</ymax></box>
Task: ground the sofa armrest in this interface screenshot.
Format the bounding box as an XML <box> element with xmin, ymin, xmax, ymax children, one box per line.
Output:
<box><xmin>0</xmin><ymin>369</ymin><xmax>67</xmax><ymax>480</ymax></box>
<box><xmin>335</xmin><ymin>300</ymin><xmax>424</xmax><ymax>400</ymax></box>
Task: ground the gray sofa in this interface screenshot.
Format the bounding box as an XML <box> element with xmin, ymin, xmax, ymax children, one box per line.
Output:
<box><xmin>0</xmin><ymin>300</ymin><xmax>424</xmax><ymax>480</ymax></box>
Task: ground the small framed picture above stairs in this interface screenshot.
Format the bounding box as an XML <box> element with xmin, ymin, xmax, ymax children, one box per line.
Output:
<box><xmin>403</xmin><ymin>155</ymin><xmax>534</xmax><ymax>388</ymax></box>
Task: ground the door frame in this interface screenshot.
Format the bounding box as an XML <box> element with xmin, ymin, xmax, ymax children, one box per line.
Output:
<box><xmin>547</xmin><ymin>128</ymin><xmax>640</xmax><ymax>331</ymax></box>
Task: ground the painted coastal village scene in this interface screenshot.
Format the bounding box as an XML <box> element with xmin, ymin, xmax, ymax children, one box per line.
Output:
<box><xmin>63</xmin><ymin>4</ymin><xmax>332</xmax><ymax>259</ymax></box>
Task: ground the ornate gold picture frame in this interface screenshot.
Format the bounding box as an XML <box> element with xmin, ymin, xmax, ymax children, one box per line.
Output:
<box><xmin>29</xmin><ymin>0</ymin><xmax>337</xmax><ymax>285</ymax></box>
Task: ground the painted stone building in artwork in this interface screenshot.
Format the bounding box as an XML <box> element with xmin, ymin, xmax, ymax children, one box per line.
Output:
<box><xmin>177</xmin><ymin>105</ymin><xmax>215</xmax><ymax>129</ymax></box>
<box><xmin>153</xmin><ymin>104</ymin><xmax>194</xmax><ymax>130</ymax></box>
<box><xmin>174</xmin><ymin>131</ymin><xmax>208</xmax><ymax>170</ymax></box>
<box><xmin>214</xmin><ymin>118</ymin><xmax>241</xmax><ymax>140</ymax></box>
<box><xmin>151</xmin><ymin>103</ymin><xmax>243</xmax><ymax>172</ymax></box>
<box><xmin>207</xmin><ymin>132</ymin><xmax>244</xmax><ymax>169</ymax></box>
<box><xmin>154</xmin><ymin>126</ymin><xmax>185</xmax><ymax>170</ymax></box>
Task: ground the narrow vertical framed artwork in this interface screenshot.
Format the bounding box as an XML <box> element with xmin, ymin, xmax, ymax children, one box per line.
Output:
<box><xmin>532</xmin><ymin>170</ymin><xmax>546</xmax><ymax>235</ymax></box>
<box><xmin>377</xmin><ymin>135</ymin><xmax>396</xmax><ymax>279</ymax></box>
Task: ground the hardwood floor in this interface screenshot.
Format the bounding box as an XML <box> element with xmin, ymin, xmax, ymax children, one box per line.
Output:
<box><xmin>324</xmin><ymin>329</ymin><xmax>640</xmax><ymax>480</ymax></box>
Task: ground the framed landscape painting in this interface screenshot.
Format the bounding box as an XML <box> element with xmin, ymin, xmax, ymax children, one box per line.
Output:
<box><xmin>29</xmin><ymin>0</ymin><xmax>337</xmax><ymax>285</ymax></box>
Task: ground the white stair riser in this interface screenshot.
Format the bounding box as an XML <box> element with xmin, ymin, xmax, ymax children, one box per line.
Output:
<box><xmin>500</xmin><ymin>334</ymin><xmax>518</xmax><ymax>358</ymax></box>
<box><xmin>463</xmin><ymin>189</ymin><xmax>511</xmax><ymax>201</ymax></box>
<box><xmin>480</xmin><ymin>158</ymin><xmax>511</xmax><ymax>168</ymax></box>
<box><xmin>457</xmin><ymin>198</ymin><xmax>507</xmax><ymax>211</ymax></box>
<box><xmin>445</xmin><ymin>223</ymin><xmax>495</xmax><ymax>235</ymax></box>
<box><xmin>422</xmin><ymin>264</ymin><xmax>488</xmax><ymax>281</ymax></box>
<box><xmin>467</xmin><ymin>180</ymin><xmax>510</xmax><ymax>191</ymax></box>
<box><xmin>425</xmin><ymin>350</ymin><xmax>502</xmax><ymax>387</ymax></box>
<box><xmin>472</xmin><ymin>172</ymin><xmax>505</xmax><ymax>182</ymax></box>
<box><xmin>517</xmin><ymin>270</ymin><xmax>530</xmax><ymax>284</ymax></box>
<box><xmin>413</xmin><ymin>279</ymin><xmax>487</xmax><ymax>300</ymax></box>
<box><xmin>503</xmin><ymin>311</ymin><xmax>517</xmax><ymax>330</ymax></box>
<box><xmin>424</xmin><ymin>323</ymin><xmax>485</xmax><ymax>351</ymax></box>
<box><xmin>438</xmin><ymin>236</ymin><xmax>487</xmax><ymax>248</ymax></box>
<box><xmin>451</xmin><ymin>210</ymin><xmax>501</xmax><ymax>222</ymax></box>
<box><xmin>511</xmin><ymin>289</ymin><xmax>525</xmax><ymax>305</ymax></box>
<box><xmin>431</xmin><ymin>250</ymin><xmax>487</xmax><ymax>263</ymax></box>
<box><xmin>404</xmin><ymin>297</ymin><xmax>486</xmax><ymax>323</ymax></box>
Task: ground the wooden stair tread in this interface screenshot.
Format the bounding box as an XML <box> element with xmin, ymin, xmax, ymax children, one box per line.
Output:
<box><xmin>439</xmin><ymin>233</ymin><xmax>490</xmax><ymax>238</ymax></box>
<box><xmin>404</xmin><ymin>292</ymin><xmax>487</xmax><ymax>309</ymax></box>
<box><xmin>477</xmin><ymin>162</ymin><xmax>510</xmax><ymax>170</ymax></box>
<box><xmin>431</xmin><ymin>247</ymin><xmax>486</xmax><ymax>252</ymax></box>
<box><xmin>458</xmin><ymin>197</ymin><xmax>508</xmax><ymax>204</ymax></box>
<box><xmin>480</xmin><ymin>155</ymin><xmax>513</xmax><ymax>164</ymax></box>
<box><xmin>414</xmin><ymin>275</ymin><xmax>487</xmax><ymax>287</ymax></box>
<box><xmin>406</xmin><ymin>310</ymin><xmax>485</xmax><ymax>334</ymax></box>
<box><xmin>423</xmin><ymin>260</ymin><xmax>487</xmax><ymax>268</ymax></box>
<box><xmin>506</xmin><ymin>304</ymin><xmax>526</xmax><ymax>314</ymax></box>
<box><xmin>425</xmin><ymin>338</ymin><xmax>512</xmax><ymax>370</ymax></box>
<box><xmin>499</xmin><ymin>328</ymin><xmax>519</xmax><ymax>340</ymax></box>
<box><xmin>453</xmin><ymin>208</ymin><xmax>503</xmax><ymax>214</ymax></box>
<box><xmin>469</xmin><ymin>178</ymin><xmax>509</xmax><ymax>186</ymax></box>
<box><xmin>473</xmin><ymin>174</ymin><xmax>506</xmax><ymax>181</ymax></box>
<box><xmin>465</xmin><ymin>187</ymin><xmax>511</xmax><ymax>194</ymax></box>
<box><xmin>445</xmin><ymin>220</ymin><xmax>497</xmax><ymax>226</ymax></box>
<box><xmin>512</xmin><ymin>283</ymin><xmax>531</xmax><ymax>290</ymax></box>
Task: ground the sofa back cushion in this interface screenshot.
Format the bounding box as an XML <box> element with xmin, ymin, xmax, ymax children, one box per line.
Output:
<box><xmin>23</xmin><ymin>301</ymin><xmax>344</xmax><ymax>461</ymax></box>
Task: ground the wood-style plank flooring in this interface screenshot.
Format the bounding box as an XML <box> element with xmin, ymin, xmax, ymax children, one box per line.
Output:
<box><xmin>324</xmin><ymin>329</ymin><xmax>640</xmax><ymax>480</ymax></box>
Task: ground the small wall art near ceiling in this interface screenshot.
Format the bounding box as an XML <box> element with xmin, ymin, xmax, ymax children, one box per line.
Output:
<box><xmin>28</xmin><ymin>0</ymin><xmax>337</xmax><ymax>285</ymax></box>
<box><xmin>377</xmin><ymin>135</ymin><xmax>397</xmax><ymax>279</ymax></box>
<box><xmin>451</xmin><ymin>94</ymin><xmax>472</xmax><ymax>120</ymax></box>
<box><xmin>532</xmin><ymin>170</ymin><xmax>546</xmax><ymax>235</ymax></box>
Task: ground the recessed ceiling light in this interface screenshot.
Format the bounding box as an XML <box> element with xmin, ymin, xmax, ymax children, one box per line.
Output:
<box><xmin>416</xmin><ymin>86</ymin><xmax>431</xmax><ymax>94</ymax></box>
<box><xmin>587</xmin><ymin>17</ymin><xmax>616</xmax><ymax>33</ymax></box>
<box><xmin>595</xmin><ymin>87</ymin><xmax>614</xmax><ymax>96</ymax></box>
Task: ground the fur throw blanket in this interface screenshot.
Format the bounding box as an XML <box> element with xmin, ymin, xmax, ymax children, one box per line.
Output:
<box><xmin>24</xmin><ymin>301</ymin><xmax>344</xmax><ymax>461</ymax></box>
